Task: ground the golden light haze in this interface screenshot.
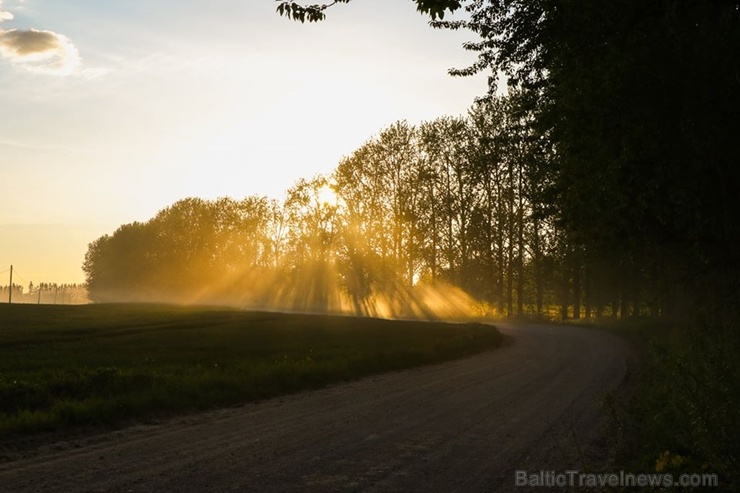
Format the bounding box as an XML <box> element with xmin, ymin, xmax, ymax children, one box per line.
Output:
<box><xmin>0</xmin><ymin>0</ymin><xmax>487</xmax><ymax>285</ymax></box>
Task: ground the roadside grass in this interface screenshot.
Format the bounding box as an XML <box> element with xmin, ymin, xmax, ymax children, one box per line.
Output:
<box><xmin>0</xmin><ymin>303</ymin><xmax>501</xmax><ymax>442</ymax></box>
<box><xmin>596</xmin><ymin>318</ymin><xmax>739</xmax><ymax>491</ymax></box>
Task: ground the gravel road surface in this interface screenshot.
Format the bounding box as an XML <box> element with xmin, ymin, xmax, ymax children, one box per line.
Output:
<box><xmin>0</xmin><ymin>323</ymin><xmax>632</xmax><ymax>492</ymax></box>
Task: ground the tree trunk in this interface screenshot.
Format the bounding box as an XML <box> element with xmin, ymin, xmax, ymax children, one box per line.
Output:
<box><xmin>533</xmin><ymin>215</ymin><xmax>543</xmax><ymax>317</ymax></box>
<box><xmin>572</xmin><ymin>252</ymin><xmax>581</xmax><ymax>320</ymax></box>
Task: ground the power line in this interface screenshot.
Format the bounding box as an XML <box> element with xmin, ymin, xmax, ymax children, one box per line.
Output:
<box><xmin>10</xmin><ymin>268</ymin><xmax>29</xmax><ymax>287</ymax></box>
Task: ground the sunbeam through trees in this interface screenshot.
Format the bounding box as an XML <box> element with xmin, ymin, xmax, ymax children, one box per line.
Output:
<box><xmin>84</xmin><ymin>93</ymin><xmax>686</xmax><ymax>321</ymax></box>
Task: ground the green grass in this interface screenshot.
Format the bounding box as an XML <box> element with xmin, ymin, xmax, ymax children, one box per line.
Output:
<box><xmin>0</xmin><ymin>303</ymin><xmax>501</xmax><ymax>441</ymax></box>
<box><xmin>595</xmin><ymin>318</ymin><xmax>739</xmax><ymax>491</ymax></box>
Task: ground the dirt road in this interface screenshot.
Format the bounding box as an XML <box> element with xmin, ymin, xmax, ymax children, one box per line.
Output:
<box><xmin>1</xmin><ymin>323</ymin><xmax>632</xmax><ymax>492</ymax></box>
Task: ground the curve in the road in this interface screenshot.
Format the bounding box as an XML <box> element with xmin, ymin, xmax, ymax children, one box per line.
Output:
<box><xmin>0</xmin><ymin>323</ymin><xmax>632</xmax><ymax>493</ymax></box>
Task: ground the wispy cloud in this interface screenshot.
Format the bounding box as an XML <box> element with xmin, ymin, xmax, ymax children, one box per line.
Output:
<box><xmin>0</xmin><ymin>0</ymin><xmax>81</xmax><ymax>75</ymax></box>
<box><xmin>0</xmin><ymin>0</ymin><xmax>12</xmax><ymax>22</ymax></box>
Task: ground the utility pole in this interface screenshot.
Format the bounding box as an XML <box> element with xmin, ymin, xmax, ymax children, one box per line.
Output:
<box><xmin>8</xmin><ymin>265</ymin><xmax>13</xmax><ymax>304</ymax></box>
<box><xmin>38</xmin><ymin>285</ymin><xmax>42</xmax><ymax>304</ymax></box>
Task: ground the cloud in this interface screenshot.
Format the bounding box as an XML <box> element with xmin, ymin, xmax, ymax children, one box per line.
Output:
<box><xmin>0</xmin><ymin>1</ymin><xmax>13</xmax><ymax>22</ymax></box>
<box><xmin>0</xmin><ymin>1</ymin><xmax>83</xmax><ymax>75</ymax></box>
<box><xmin>0</xmin><ymin>28</ymin><xmax>80</xmax><ymax>74</ymax></box>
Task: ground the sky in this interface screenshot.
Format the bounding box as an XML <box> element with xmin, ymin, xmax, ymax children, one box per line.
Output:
<box><xmin>0</xmin><ymin>0</ymin><xmax>488</xmax><ymax>285</ymax></box>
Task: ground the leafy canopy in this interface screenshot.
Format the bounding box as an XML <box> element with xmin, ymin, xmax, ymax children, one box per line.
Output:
<box><xmin>275</xmin><ymin>0</ymin><xmax>462</xmax><ymax>23</ymax></box>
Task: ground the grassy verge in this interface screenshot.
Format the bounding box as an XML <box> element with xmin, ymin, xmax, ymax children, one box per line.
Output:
<box><xmin>0</xmin><ymin>303</ymin><xmax>501</xmax><ymax>442</ymax></box>
<box><xmin>597</xmin><ymin>318</ymin><xmax>739</xmax><ymax>491</ymax></box>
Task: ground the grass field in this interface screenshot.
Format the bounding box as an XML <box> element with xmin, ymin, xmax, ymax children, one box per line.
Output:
<box><xmin>0</xmin><ymin>303</ymin><xmax>501</xmax><ymax>441</ymax></box>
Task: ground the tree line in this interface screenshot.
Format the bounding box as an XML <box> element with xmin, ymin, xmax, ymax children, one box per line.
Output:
<box><xmin>2</xmin><ymin>283</ymin><xmax>88</xmax><ymax>305</ymax></box>
<box><xmin>88</xmin><ymin>0</ymin><xmax>740</xmax><ymax>325</ymax></box>
<box><xmin>273</xmin><ymin>1</ymin><xmax>740</xmax><ymax>326</ymax></box>
<box><xmin>86</xmin><ymin>93</ymin><xmax>678</xmax><ymax>320</ymax></box>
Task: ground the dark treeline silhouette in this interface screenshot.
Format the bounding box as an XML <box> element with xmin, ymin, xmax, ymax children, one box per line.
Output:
<box><xmin>2</xmin><ymin>283</ymin><xmax>88</xmax><ymax>304</ymax></box>
<box><xmin>429</xmin><ymin>0</ymin><xmax>740</xmax><ymax>327</ymax></box>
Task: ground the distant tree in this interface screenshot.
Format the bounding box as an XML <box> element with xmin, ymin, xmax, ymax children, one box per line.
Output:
<box><xmin>419</xmin><ymin>116</ymin><xmax>474</xmax><ymax>288</ymax></box>
<box><xmin>83</xmin><ymin>196</ymin><xmax>281</xmax><ymax>303</ymax></box>
<box><xmin>83</xmin><ymin>222</ymin><xmax>157</xmax><ymax>302</ymax></box>
<box><xmin>280</xmin><ymin>175</ymin><xmax>342</xmax><ymax>311</ymax></box>
<box><xmin>334</xmin><ymin>146</ymin><xmax>384</xmax><ymax>312</ymax></box>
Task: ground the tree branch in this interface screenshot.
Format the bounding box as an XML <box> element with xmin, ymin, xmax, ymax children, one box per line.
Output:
<box><xmin>275</xmin><ymin>0</ymin><xmax>462</xmax><ymax>23</ymax></box>
<box><xmin>275</xmin><ymin>1</ymin><xmax>349</xmax><ymax>23</ymax></box>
